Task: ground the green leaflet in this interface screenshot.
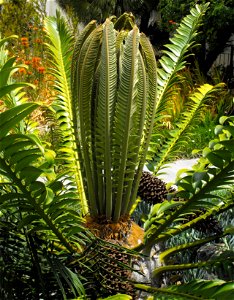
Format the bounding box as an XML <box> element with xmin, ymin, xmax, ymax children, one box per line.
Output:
<box><xmin>135</xmin><ymin>280</ymin><xmax>234</xmax><ymax>299</ymax></box>
<box><xmin>99</xmin><ymin>295</ymin><xmax>132</xmax><ymax>300</ymax></box>
<box><xmin>0</xmin><ymin>103</ymin><xmax>39</xmax><ymax>138</ymax></box>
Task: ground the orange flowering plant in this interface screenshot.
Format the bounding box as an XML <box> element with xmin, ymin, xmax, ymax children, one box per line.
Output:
<box><xmin>12</xmin><ymin>24</ymin><xmax>54</xmax><ymax>109</ymax></box>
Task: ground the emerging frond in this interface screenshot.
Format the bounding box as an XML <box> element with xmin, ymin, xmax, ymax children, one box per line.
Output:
<box><xmin>71</xmin><ymin>15</ymin><xmax>157</xmax><ymax>222</ymax></box>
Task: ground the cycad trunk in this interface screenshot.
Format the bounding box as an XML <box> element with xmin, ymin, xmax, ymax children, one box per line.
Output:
<box><xmin>86</xmin><ymin>216</ymin><xmax>144</xmax><ymax>248</ymax></box>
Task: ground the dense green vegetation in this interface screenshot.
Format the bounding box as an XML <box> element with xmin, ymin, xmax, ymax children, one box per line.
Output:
<box><xmin>0</xmin><ymin>2</ymin><xmax>233</xmax><ymax>299</ymax></box>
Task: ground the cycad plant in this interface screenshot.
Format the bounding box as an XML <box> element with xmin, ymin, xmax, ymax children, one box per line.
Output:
<box><xmin>44</xmin><ymin>3</ymin><xmax>216</xmax><ymax>237</ymax></box>
<box><xmin>1</xmin><ymin>3</ymin><xmax>234</xmax><ymax>299</ymax></box>
<box><xmin>44</xmin><ymin>10</ymin><xmax>157</xmax><ymax>242</ymax></box>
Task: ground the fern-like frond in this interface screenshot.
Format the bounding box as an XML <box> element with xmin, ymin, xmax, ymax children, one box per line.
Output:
<box><xmin>125</xmin><ymin>33</ymin><xmax>157</xmax><ymax>215</ymax></box>
<box><xmin>152</xmin><ymin>83</ymin><xmax>225</xmax><ymax>174</ymax></box>
<box><xmin>0</xmin><ymin>105</ymin><xmax>93</xmax><ymax>254</ymax></box>
<box><xmin>112</xmin><ymin>26</ymin><xmax>140</xmax><ymax>221</ymax></box>
<box><xmin>95</xmin><ymin>19</ymin><xmax>117</xmax><ymax>218</ymax></box>
<box><xmin>0</xmin><ymin>103</ymin><xmax>39</xmax><ymax>137</ymax></box>
<box><xmin>71</xmin><ymin>13</ymin><xmax>157</xmax><ymax>222</ymax></box>
<box><xmin>143</xmin><ymin>115</ymin><xmax>234</xmax><ymax>250</ymax></box>
<box><xmin>155</xmin><ymin>3</ymin><xmax>209</xmax><ymax>117</ymax></box>
<box><xmin>44</xmin><ymin>14</ymin><xmax>87</xmax><ymax>213</ymax></box>
<box><xmin>136</xmin><ymin>279</ymin><xmax>234</xmax><ymax>299</ymax></box>
<box><xmin>159</xmin><ymin>227</ymin><xmax>234</xmax><ymax>263</ymax></box>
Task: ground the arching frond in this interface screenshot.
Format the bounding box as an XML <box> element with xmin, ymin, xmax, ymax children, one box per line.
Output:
<box><xmin>147</xmin><ymin>3</ymin><xmax>210</xmax><ymax>170</ymax></box>
<box><xmin>151</xmin><ymin>83</ymin><xmax>225</xmax><ymax>175</ymax></box>
<box><xmin>0</xmin><ymin>105</ymin><xmax>93</xmax><ymax>254</ymax></box>
<box><xmin>44</xmin><ymin>14</ymin><xmax>87</xmax><ymax>213</ymax></box>
<box><xmin>159</xmin><ymin>227</ymin><xmax>234</xmax><ymax>263</ymax></box>
<box><xmin>155</xmin><ymin>3</ymin><xmax>209</xmax><ymax>116</ymax></box>
<box><xmin>136</xmin><ymin>279</ymin><xmax>234</xmax><ymax>299</ymax></box>
<box><xmin>143</xmin><ymin>115</ymin><xmax>234</xmax><ymax>250</ymax></box>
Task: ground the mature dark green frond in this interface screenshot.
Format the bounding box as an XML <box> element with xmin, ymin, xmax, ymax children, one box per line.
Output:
<box><xmin>153</xmin><ymin>251</ymin><xmax>234</xmax><ymax>279</ymax></box>
<box><xmin>0</xmin><ymin>216</ymin><xmax>88</xmax><ymax>299</ymax></box>
<box><xmin>0</xmin><ymin>103</ymin><xmax>39</xmax><ymax>138</ymax></box>
<box><xmin>136</xmin><ymin>279</ymin><xmax>234</xmax><ymax>299</ymax></box>
<box><xmin>44</xmin><ymin>14</ymin><xmax>87</xmax><ymax>213</ymax></box>
<box><xmin>146</xmin><ymin>3</ymin><xmax>210</xmax><ymax>170</ymax></box>
<box><xmin>151</xmin><ymin>84</ymin><xmax>225</xmax><ymax>175</ymax></box>
<box><xmin>143</xmin><ymin>115</ymin><xmax>234</xmax><ymax>250</ymax></box>
<box><xmin>0</xmin><ymin>106</ymin><xmax>92</xmax><ymax>254</ymax></box>
<box><xmin>159</xmin><ymin>226</ymin><xmax>234</xmax><ymax>263</ymax></box>
<box><xmin>155</xmin><ymin>4</ymin><xmax>209</xmax><ymax>117</ymax></box>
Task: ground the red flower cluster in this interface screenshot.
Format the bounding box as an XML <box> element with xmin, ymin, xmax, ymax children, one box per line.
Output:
<box><xmin>21</xmin><ymin>37</ymin><xmax>29</xmax><ymax>47</ymax></box>
<box><xmin>35</xmin><ymin>38</ymin><xmax>43</xmax><ymax>44</ymax></box>
<box><xmin>168</xmin><ymin>20</ymin><xmax>177</xmax><ymax>25</ymax></box>
<box><xmin>37</xmin><ymin>66</ymin><xmax>45</xmax><ymax>74</ymax></box>
<box><xmin>32</xmin><ymin>56</ymin><xmax>41</xmax><ymax>68</ymax></box>
<box><xmin>19</xmin><ymin>67</ymin><xmax>27</xmax><ymax>74</ymax></box>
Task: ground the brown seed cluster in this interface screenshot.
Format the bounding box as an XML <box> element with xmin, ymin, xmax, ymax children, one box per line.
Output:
<box><xmin>137</xmin><ymin>172</ymin><xmax>222</xmax><ymax>236</ymax></box>
<box><xmin>138</xmin><ymin>171</ymin><xmax>175</xmax><ymax>204</ymax></box>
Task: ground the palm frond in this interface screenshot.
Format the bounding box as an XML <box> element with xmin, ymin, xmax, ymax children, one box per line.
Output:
<box><xmin>153</xmin><ymin>251</ymin><xmax>234</xmax><ymax>278</ymax></box>
<box><xmin>71</xmin><ymin>15</ymin><xmax>158</xmax><ymax>221</ymax></box>
<box><xmin>44</xmin><ymin>14</ymin><xmax>87</xmax><ymax>213</ymax></box>
<box><xmin>100</xmin><ymin>295</ymin><xmax>132</xmax><ymax>300</ymax></box>
<box><xmin>146</xmin><ymin>3</ymin><xmax>210</xmax><ymax>169</ymax></box>
<box><xmin>143</xmin><ymin>115</ymin><xmax>234</xmax><ymax>250</ymax></box>
<box><xmin>0</xmin><ymin>216</ymin><xmax>87</xmax><ymax>299</ymax></box>
<box><xmin>155</xmin><ymin>3</ymin><xmax>209</xmax><ymax>116</ymax></box>
<box><xmin>125</xmin><ymin>33</ymin><xmax>157</xmax><ymax>215</ymax></box>
<box><xmin>0</xmin><ymin>105</ymin><xmax>93</xmax><ymax>253</ymax></box>
<box><xmin>0</xmin><ymin>103</ymin><xmax>39</xmax><ymax>137</ymax></box>
<box><xmin>72</xmin><ymin>25</ymin><xmax>103</xmax><ymax>216</ymax></box>
<box><xmin>160</xmin><ymin>226</ymin><xmax>234</xmax><ymax>263</ymax></box>
<box><xmin>136</xmin><ymin>279</ymin><xmax>234</xmax><ymax>299</ymax></box>
<box><xmin>151</xmin><ymin>83</ymin><xmax>225</xmax><ymax>174</ymax></box>
<box><xmin>112</xmin><ymin>26</ymin><xmax>140</xmax><ymax>221</ymax></box>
